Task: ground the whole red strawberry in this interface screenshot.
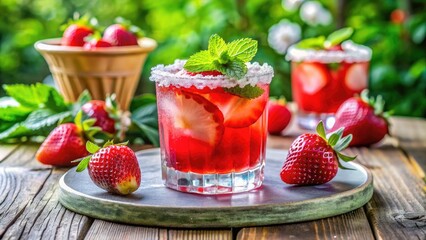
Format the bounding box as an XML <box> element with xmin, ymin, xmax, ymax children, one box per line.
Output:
<box><xmin>36</xmin><ymin>123</ymin><xmax>89</xmax><ymax>167</ymax></box>
<box><xmin>61</xmin><ymin>16</ymin><xmax>95</xmax><ymax>46</ymax></box>
<box><xmin>280</xmin><ymin>121</ymin><xmax>355</xmax><ymax>185</ymax></box>
<box><xmin>267</xmin><ymin>98</ymin><xmax>292</xmax><ymax>135</ymax></box>
<box><xmin>82</xmin><ymin>100</ymin><xmax>116</xmax><ymax>134</ymax></box>
<box><xmin>330</xmin><ymin>90</ymin><xmax>390</xmax><ymax>146</ymax></box>
<box><xmin>103</xmin><ymin>18</ymin><xmax>142</xmax><ymax>46</ymax></box>
<box><xmin>83</xmin><ymin>32</ymin><xmax>112</xmax><ymax>50</ymax></box>
<box><xmin>76</xmin><ymin>141</ymin><xmax>141</xmax><ymax>195</ymax></box>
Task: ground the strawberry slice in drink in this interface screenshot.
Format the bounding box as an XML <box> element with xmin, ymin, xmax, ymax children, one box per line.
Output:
<box><xmin>293</xmin><ymin>62</ymin><xmax>328</xmax><ymax>95</ymax></box>
<box><xmin>207</xmin><ymin>85</ymin><xmax>268</xmax><ymax>128</ymax></box>
<box><xmin>344</xmin><ymin>62</ymin><xmax>368</xmax><ymax>92</ymax></box>
<box><xmin>158</xmin><ymin>89</ymin><xmax>224</xmax><ymax>173</ymax></box>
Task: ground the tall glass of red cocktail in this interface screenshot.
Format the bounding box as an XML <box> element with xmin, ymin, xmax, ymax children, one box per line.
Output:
<box><xmin>151</xmin><ymin>35</ymin><xmax>273</xmax><ymax>194</ymax></box>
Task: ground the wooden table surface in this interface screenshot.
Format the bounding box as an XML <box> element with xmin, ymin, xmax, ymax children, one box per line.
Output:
<box><xmin>0</xmin><ymin>116</ymin><xmax>425</xmax><ymax>240</ymax></box>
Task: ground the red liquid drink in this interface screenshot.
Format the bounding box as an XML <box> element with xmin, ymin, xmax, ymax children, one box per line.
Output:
<box><xmin>287</xmin><ymin>41</ymin><xmax>372</xmax><ymax>129</ymax></box>
<box><xmin>151</xmin><ymin>60</ymin><xmax>273</xmax><ymax>194</ymax></box>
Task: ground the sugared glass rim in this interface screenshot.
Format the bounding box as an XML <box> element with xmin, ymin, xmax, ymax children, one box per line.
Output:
<box><xmin>149</xmin><ymin>60</ymin><xmax>274</xmax><ymax>89</ymax></box>
<box><xmin>286</xmin><ymin>40</ymin><xmax>372</xmax><ymax>63</ymax></box>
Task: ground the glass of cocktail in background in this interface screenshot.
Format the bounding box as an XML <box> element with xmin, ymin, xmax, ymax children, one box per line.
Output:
<box><xmin>286</xmin><ymin>40</ymin><xmax>372</xmax><ymax>130</ymax></box>
<box><xmin>150</xmin><ymin>60</ymin><xmax>273</xmax><ymax>194</ymax></box>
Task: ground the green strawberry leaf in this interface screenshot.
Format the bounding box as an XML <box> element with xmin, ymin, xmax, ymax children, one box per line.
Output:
<box><xmin>103</xmin><ymin>139</ymin><xmax>115</xmax><ymax>148</ymax></box>
<box><xmin>227</xmin><ymin>38</ymin><xmax>258</xmax><ymax>62</ymax></box>
<box><xmin>184</xmin><ymin>50</ymin><xmax>216</xmax><ymax>73</ymax></box>
<box><xmin>296</xmin><ymin>36</ymin><xmax>326</xmax><ymax>50</ymax></box>
<box><xmin>224</xmin><ymin>85</ymin><xmax>264</xmax><ymax>99</ymax></box>
<box><xmin>76</xmin><ymin>156</ymin><xmax>91</xmax><ymax>172</ymax></box>
<box><xmin>208</xmin><ymin>34</ymin><xmax>227</xmax><ymax>57</ymax></box>
<box><xmin>325</xmin><ymin>27</ymin><xmax>353</xmax><ymax>48</ymax></box>
<box><xmin>316</xmin><ymin>121</ymin><xmax>327</xmax><ymax>140</ymax></box>
<box><xmin>86</xmin><ymin>141</ymin><xmax>100</xmax><ymax>154</ymax></box>
<box><xmin>334</xmin><ymin>134</ymin><xmax>353</xmax><ymax>152</ymax></box>
<box><xmin>0</xmin><ymin>106</ymin><xmax>32</xmax><ymax>122</ymax></box>
<box><xmin>337</xmin><ymin>152</ymin><xmax>357</xmax><ymax>162</ymax></box>
<box><xmin>337</xmin><ymin>160</ymin><xmax>355</xmax><ymax>170</ymax></box>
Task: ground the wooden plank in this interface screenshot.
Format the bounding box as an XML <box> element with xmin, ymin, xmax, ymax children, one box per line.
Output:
<box><xmin>237</xmin><ymin>208</ymin><xmax>374</xmax><ymax>240</ymax></box>
<box><xmin>390</xmin><ymin>117</ymin><xmax>426</xmax><ymax>179</ymax></box>
<box><xmin>0</xmin><ymin>144</ymin><xmax>48</xmax><ymax>169</ymax></box>
<box><xmin>84</xmin><ymin>220</ymin><xmax>159</xmax><ymax>240</ymax></box>
<box><xmin>84</xmin><ymin>221</ymin><xmax>233</xmax><ymax>240</ymax></box>
<box><xmin>349</xmin><ymin>147</ymin><xmax>426</xmax><ymax>239</ymax></box>
<box><xmin>0</xmin><ymin>167</ymin><xmax>51</xmax><ymax>237</ymax></box>
<box><xmin>1</xmin><ymin>169</ymin><xmax>93</xmax><ymax>239</ymax></box>
<box><xmin>166</xmin><ymin>229</ymin><xmax>233</xmax><ymax>240</ymax></box>
<box><xmin>0</xmin><ymin>144</ymin><xmax>19</xmax><ymax>163</ymax></box>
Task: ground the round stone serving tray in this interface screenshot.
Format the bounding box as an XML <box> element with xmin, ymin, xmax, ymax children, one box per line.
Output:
<box><xmin>59</xmin><ymin>148</ymin><xmax>373</xmax><ymax>228</ymax></box>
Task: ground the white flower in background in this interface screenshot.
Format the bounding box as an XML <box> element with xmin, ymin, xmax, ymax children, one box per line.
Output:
<box><xmin>300</xmin><ymin>1</ymin><xmax>332</xmax><ymax>26</ymax></box>
<box><xmin>282</xmin><ymin>0</ymin><xmax>304</xmax><ymax>11</ymax></box>
<box><xmin>268</xmin><ymin>20</ymin><xmax>301</xmax><ymax>54</ymax></box>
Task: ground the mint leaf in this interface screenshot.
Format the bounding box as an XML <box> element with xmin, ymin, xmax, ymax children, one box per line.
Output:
<box><xmin>225</xmin><ymin>85</ymin><xmax>264</xmax><ymax>99</ymax></box>
<box><xmin>325</xmin><ymin>27</ymin><xmax>353</xmax><ymax>48</ymax></box>
<box><xmin>227</xmin><ymin>38</ymin><xmax>258</xmax><ymax>62</ymax></box>
<box><xmin>184</xmin><ymin>50</ymin><xmax>216</xmax><ymax>73</ymax></box>
<box><xmin>208</xmin><ymin>34</ymin><xmax>227</xmax><ymax>57</ymax></box>
<box><xmin>216</xmin><ymin>59</ymin><xmax>247</xmax><ymax>79</ymax></box>
<box><xmin>86</xmin><ymin>141</ymin><xmax>100</xmax><ymax>154</ymax></box>
<box><xmin>296</xmin><ymin>36</ymin><xmax>326</xmax><ymax>49</ymax></box>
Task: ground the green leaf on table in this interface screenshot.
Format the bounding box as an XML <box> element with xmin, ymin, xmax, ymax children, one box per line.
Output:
<box><xmin>24</xmin><ymin>109</ymin><xmax>72</xmax><ymax>134</ymax></box>
<box><xmin>0</xmin><ymin>106</ymin><xmax>32</xmax><ymax>122</ymax></box>
<box><xmin>4</xmin><ymin>83</ymin><xmax>56</xmax><ymax>109</ymax></box>
<box><xmin>130</xmin><ymin>93</ymin><xmax>156</xmax><ymax>112</ymax></box>
<box><xmin>0</xmin><ymin>124</ymin><xmax>29</xmax><ymax>141</ymax></box>
<box><xmin>325</xmin><ymin>27</ymin><xmax>353</xmax><ymax>48</ymax></box>
<box><xmin>44</xmin><ymin>88</ymin><xmax>69</xmax><ymax>112</ymax></box>
<box><xmin>130</xmin><ymin>103</ymin><xmax>159</xmax><ymax>147</ymax></box>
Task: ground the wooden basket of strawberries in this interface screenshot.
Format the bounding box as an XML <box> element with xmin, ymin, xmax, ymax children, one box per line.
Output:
<box><xmin>35</xmin><ymin>16</ymin><xmax>157</xmax><ymax>110</ymax></box>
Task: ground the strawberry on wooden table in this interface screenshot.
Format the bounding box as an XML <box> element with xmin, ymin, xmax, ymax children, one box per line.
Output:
<box><xmin>76</xmin><ymin>141</ymin><xmax>141</xmax><ymax>195</ymax></box>
<box><xmin>330</xmin><ymin>90</ymin><xmax>390</xmax><ymax>146</ymax></box>
<box><xmin>267</xmin><ymin>98</ymin><xmax>292</xmax><ymax>135</ymax></box>
<box><xmin>36</xmin><ymin>123</ymin><xmax>88</xmax><ymax>167</ymax></box>
<box><xmin>280</xmin><ymin>121</ymin><xmax>355</xmax><ymax>185</ymax></box>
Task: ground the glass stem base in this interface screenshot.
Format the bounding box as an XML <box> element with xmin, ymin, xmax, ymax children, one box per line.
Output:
<box><xmin>162</xmin><ymin>164</ymin><xmax>265</xmax><ymax>195</ymax></box>
<box><xmin>297</xmin><ymin>111</ymin><xmax>335</xmax><ymax>130</ymax></box>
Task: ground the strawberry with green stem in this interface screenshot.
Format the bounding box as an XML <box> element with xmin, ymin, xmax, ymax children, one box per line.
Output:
<box><xmin>61</xmin><ymin>14</ymin><xmax>97</xmax><ymax>47</ymax></box>
<box><xmin>76</xmin><ymin>140</ymin><xmax>141</xmax><ymax>195</ymax></box>
<box><xmin>102</xmin><ymin>17</ymin><xmax>144</xmax><ymax>46</ymax></box>
<box><xmin>280</xmin><ymin>121</ymin><xmax>356</xmax><ymax>185</ymax></box>
<box><xmin>330</xmin><ymin>90</ymin><xmax>391</xmax><ymax>146</ymax></box>
<box><xmin>36</xmin><ymin>111</ymin><xmax>102</xmax><ymax>167</ymax></box>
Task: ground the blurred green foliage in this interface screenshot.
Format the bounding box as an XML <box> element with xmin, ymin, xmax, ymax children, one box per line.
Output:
<box><xmin>0</xmin><ymin>0</ymin><xmax>425</xmax><ymax>117</ymax></box>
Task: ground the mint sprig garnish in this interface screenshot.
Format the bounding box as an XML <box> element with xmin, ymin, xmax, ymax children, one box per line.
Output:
<box><xmin>184</xmin><ymin>34</ymin><xmax>258</xmax><ymax>79</ymax></box>
<box><xmin>184</xmin><ymin>34</ymin><xmax>264</xmax><ymax>99</ymax></box>
<box><xmin>297</xmin><ymin>27</ymin><xmax>354</xmax><ymax>50</ymax></box>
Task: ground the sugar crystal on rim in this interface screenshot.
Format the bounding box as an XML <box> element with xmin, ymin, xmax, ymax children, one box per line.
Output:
<box><xmin>150</xmin><ymin>60</ymin><xmax>274</xmax><ymax>89</ymax></box>
<box><xmin>286</xmin><ymin>40</ymin><xmax>372</xmax><ymax>63</ymax></box>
